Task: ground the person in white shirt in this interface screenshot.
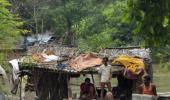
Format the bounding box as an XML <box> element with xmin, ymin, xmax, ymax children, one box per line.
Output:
<box><xmin>98</xmin><ymin>57</ymin><xmax>112</xmax><ymax>99</ymax></box>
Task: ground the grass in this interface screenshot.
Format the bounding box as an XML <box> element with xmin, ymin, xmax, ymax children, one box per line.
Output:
<box><xmin>153</xmin><ymin>64</ymin><xmax>170</xmax><ymax>92</ymax></box>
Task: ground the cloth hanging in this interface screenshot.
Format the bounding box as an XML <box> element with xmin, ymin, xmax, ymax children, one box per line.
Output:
<box><xmin>0</xmin><ymin>65</ymin><xmax>7</xmax><ymax>79</ymax></box>
<box><xmin>9</xmin><ymin>59</ymin><xmax>20</xmax><ymax>94</ymax></box>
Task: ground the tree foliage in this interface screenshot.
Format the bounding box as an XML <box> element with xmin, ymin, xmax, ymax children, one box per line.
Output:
<box><xmin>10</xmin><ymin>0</ymin><xmax>140</xmax><ymax>52</ymax></box>
<box><xmin>9</xmin><ymin>0</ymin><xmax>170</xmax><ymax>51</ymax></box>
<box><xmin>128</xmin><ymin>0</ymin><xmax>170</xmax><ymax>61</ymax></box>
<box><xmin>0</xmin><ymin>0</ymin><xmax>23</xmax><ymax>48</ymax></box>
<box><xmin>74</xmin><ymin>0</ymin><xmax>137</xmax><ymax>51</ymax></box>
<box><xmin>0</xmin><ymin>0</ymin><xmax>24</xmax><ymax>93</ymax></box>
<box><xmin>128</xmin><ymin>0</ymin><xmax>170</xmax><ymax>47</ymax></box>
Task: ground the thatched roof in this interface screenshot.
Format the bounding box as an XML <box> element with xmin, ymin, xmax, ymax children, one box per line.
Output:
<box><xmin>27</xmin><ymin>45</ymin><xmax>151</xmax><ymax>59</ymax></box>
<box><xmin>19</xmin><ymin>62</ymin><xmax>123</xmax><ymax>74</ymax></box>
<box><xmin>27</xmin><ymin>44</ymin><xmax>77</xmax><ymax>58</ymax></box>
<box><xmin>19</xmin><ymin>45</ymin><xmax>151</xmax><ymax>74</ymax></box>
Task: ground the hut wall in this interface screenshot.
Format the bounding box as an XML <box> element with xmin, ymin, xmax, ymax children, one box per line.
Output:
<box><xmin>33</xmin><ymin>69</ymin><xmax>68</xmax><ymax>100</ymax></box>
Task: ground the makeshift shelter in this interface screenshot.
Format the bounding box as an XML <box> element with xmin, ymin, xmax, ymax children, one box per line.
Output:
<box><xmin>18</xmin><ymin>45</ymin><xmax>152</xmax><ymax>100</ymax></box>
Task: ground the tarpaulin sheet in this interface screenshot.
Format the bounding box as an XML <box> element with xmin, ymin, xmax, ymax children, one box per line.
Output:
<box><xmin>69</xmin><ymin>53</ymin><xmax>102</xmax><ymax>71</ymax></box>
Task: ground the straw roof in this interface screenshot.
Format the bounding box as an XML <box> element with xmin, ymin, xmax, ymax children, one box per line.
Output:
<box><xmin>19</xmin><ymin>45</ymin><xmax>151</xmax><ymax>73</ymax></box>
<box><xmin>27</xmin><ymin>45</ymin><xmax>151</xmax><ymax>59</ymax></box>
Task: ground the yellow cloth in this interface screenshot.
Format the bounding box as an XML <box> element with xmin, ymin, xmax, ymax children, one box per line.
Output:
<box><xmin>112</xmin><ymin>55</ymin><xmax>144</xmax><ymax>75</ymax></box>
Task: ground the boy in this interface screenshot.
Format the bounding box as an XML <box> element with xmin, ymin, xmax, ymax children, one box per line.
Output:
<box><xmin>98</xmin><ymin>57</ymin><xmax>112</xmax><ymax>99</ymax></box>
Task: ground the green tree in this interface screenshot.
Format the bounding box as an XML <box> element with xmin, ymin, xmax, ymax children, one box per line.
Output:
<box><xmin>11</xmin><ymin>0</ymin><xmax>136</xmax><ymax>52</ymax></box>
<box><xmin>0</xmin><ymin>0</ymin><xmax>23</xmax><ymax>48</ymax></box>
<box><xmin>74</xmin><ymin>0</ymin><xmax>135</xmax><ymax>51</ymax></box>
<box><xmin>128</xmin><ymin>0</ymin><xmax>170</xmax><ymax>47</ymax></box>
<box><xmin>0</xmin><ymin>0</ymin><xmax>24</xmax><ymax>93</ymax></box>
<box><xmin>128</xmin><ymin>0</ymin><xmax>170</xmax><ymax>62</ymax></box>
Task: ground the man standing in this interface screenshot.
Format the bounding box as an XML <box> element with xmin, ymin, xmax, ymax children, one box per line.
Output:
<box><xmin>98</xmin><ymin>57</ymin><xmax>112</xmax><ymax>99</ymax></box>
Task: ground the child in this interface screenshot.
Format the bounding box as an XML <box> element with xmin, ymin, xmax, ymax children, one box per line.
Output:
<box><xmin>98</xmin><ymin>57</ymin><xmax>112</xmax><ymax>99</ymax></box>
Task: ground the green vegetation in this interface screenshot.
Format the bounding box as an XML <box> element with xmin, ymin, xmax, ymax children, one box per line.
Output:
<box><xmin>0</xmin><ymin>0</ymin><xmax>23</xmax><ymax>48</ymax></box>
<box><xmin>0</xmin><ymin>0</ymin><xmax>24</xmax><ymax>68</ymax></box>
<box><xmin>1</xmin><ymin>0</ymin><xmax>170</xmax><ymax>96</ymax></box>
<box><xmin>9</xmin><ymin>0</ymin><xmax>170</xmax><ymax>55</ymax></box>
<box><xmin>128</xmin><ymin>0</ymin><xmax>170</xmax><ymax>47</ymax></box>
<box><xmin>10</xmin><ymin>0</ymin><xmax>136</xmax><ymax>52</ymax></box>
<box><xmin>129</xmin><ymin>0</ymin><xmax>170</xmax><ymax>60</ymax></box>
<box><xmin>0</xmin><ymin>0</ymin><xmax>24</xmax><ymax>93</ymax></box>
<box><xmin>153</xmin><ymin>64</ymin><xmax>170</xmax><ymax>92</ymax></box>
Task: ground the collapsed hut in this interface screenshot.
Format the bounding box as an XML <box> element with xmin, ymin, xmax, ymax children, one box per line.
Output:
<box><xmin>18</xmin><ymin>44</ymin><xmax>152</xmax><ymax>100</ymax></box>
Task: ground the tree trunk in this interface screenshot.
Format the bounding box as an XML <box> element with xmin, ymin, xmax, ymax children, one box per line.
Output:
<box><xmin>65</xmin><ymin>15</ymin><xmax>74</xmax><ymax>46</ymax></box>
